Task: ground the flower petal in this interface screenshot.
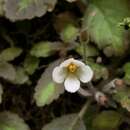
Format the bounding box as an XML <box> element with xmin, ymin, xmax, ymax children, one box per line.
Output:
<box><xmin>60</xmin><ymin>58</ymin><xmax>75</xmax><ymax>67</ymax></box>
<box><xmin>78</xmin><ymin>65</ymin><xmax>93</xmax><ymax>83</ymax></box>
<box><xmin>60</xmin><ymin>58</ymin><xmax>85</xmax><ymax>68</ymax></box>
<box><xmin>73</xmin><ymin>59</ymin><xmax>85</xmax><ymax>67</ymax></box>
<box><xmin>52</xmin><ymin>66</ymin><xmax>66</xmax><ymax>83</ymax></box>
<box><xmin>64</xmin><ymin>75</ymin><xmax>80</xmax><ymax>93</ymax></box>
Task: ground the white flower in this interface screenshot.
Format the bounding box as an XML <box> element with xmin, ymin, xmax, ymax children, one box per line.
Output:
<box><xmin>52</xmin><ymin>58</ymin><xmax>93</xmax><ymax>93</ymax></box>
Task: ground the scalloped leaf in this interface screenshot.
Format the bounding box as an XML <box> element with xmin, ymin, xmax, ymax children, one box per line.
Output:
<box><xmin>12</xmin><ymin>67</ymin><xmax>29</xmax><ymax>85</ymax></box>
<box><xmin>0</xmin><ymin>111</ymin><xmax>30</xmax><ymax>130</ymax></box>
<box><xmin>83</xmin><ymin>0</ymin><xmax>130</xmax><ymax>56</ymax></box>
<box><xmin>113</xmin><ymin>87</ymin><xmax>130</xmax><ymax>112</ymax></box>
<box><xmin>0</xmin><ymin>47</ymin><xmax>22</xmax><ymax>62</ymax></box>
<box><xmin>60</xmin><ymin>24</ymin><xmax>79</xmax><ymax>43</ymax></box>
<box><xmin>76</xmin><ymin>44</ymin><xmax>99</xmax><ymax>57</ymax></box>
<box><xmin>0</xmin><ymin>0</ymin><xmax>4</xmax><ymax>16</ymax></box>
<box><xmin>0</xmin><ymin>83</ymin><xmax>3</xmax><ymax>104</ymax></box>
<box><xmin>0</xmin><ymin>62</ymin><xmax>16</xmax><ymax>81</ymax></box>
<box><xmin>92</xmin><ymin>111</ymin><xmax>123</xmax><ymax>130</ymax></box>
<box><xmin>18</xmin><ymin>0</ymin><xmax>36</xmax><ymax>10</ymax></box>
<box><xmin>42</xmin><ymin>114</ymin><xmax>86</xmax><ymax>130</ymax></box>
<box><xmin>24</xmin><ymin>55</ymin><xmax>39</xmax><ymax>75</ymax></box>
<box><xmin>34</xmin><ymin>60</ymin><xmax>65</xmax><ymax>107</ymax></box>
<box><xmin>4</xmin><ymin>0</ymin><xmax>57</xmax><ymax>21</ymax></box>
<box><xmin>30</xmin><ymin>41</ymin><xmax>59</xmax><ymax>58</ymax></box>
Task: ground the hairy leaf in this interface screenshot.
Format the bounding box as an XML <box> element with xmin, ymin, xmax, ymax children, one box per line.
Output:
<box><xmin>0</xmin><ymin>0</ymin><xmax>4</xmax><ymax>15</ymax></box>
<box><xmin>60</xmin><ymin>24</ymin><xmax>79</xmax><ymax>43</ymax></box>
<box><xmin>113</xmin><ymin>87</ymin><xmax>130</xmax><ymax>112</ymax></box>
<box><xmin>92</xmin><ymin>111</ymin><xmax>123</xmax><ymax>130</ymax></box>
<box><xmin>0</xmin><ymin>111</ymin><xmax>30</xmax><ymax>130</ymax></box>
<box><xmin>30</xmin><ymin>41</ymin><xmax>59</xmax><ymax>58</ymax></box>
<box><xmin>76</xmin><ymin>44</ymin><xmax>99</xmax><ymax>57</ymax></box>
<box><xmin>0</xmin><ymin>47</ymin><xmax>22</xmax><ymax>62</ymax></box>
<box><xmin>42</xmin><ymin>114</ymin><xmax>86</xmax><ymax>130</ymax></box>
<box><xmin>12</xmin><ymin>67</ymin><xmax>29</xmax><ymax>85</ymax></box>
<box><xmin>18</xmin><ymin>0</ymin><xmax>36</xmax><ymax>10</ymax></box>
<box><xmin>24</xmin><ymin>55</ymin><xmax>39</xmax><ymax>75</ymax></box>
<box><xmin>34</xmin><ymin>60</ymin><xmax>64</xmax><ymax>107</ymax></box>
<box><xmin>0</xmin><ymin>62</ymin><xmax>16</xmax><ymax>81</ymax></box>
<box><xmin>4</xmin><ymin>0</ymin><xmax>57</xmax><ymax>21</ymax></box>
<box><xmin>83</xmin><ymin>0</ymin><xmax>130</xmax><ymax>56</ymax></box>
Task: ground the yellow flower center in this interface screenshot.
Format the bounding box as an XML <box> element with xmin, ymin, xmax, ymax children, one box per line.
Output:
<box><xmin>68</xmin><ymin>63</ymin><xmax>78</xmax><ymax>73</ymax></box>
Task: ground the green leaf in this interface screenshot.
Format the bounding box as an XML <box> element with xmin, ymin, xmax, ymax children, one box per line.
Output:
<box><xmin>0</xmin><ymin>83</ymin><xmax>3</xmax><ymax>104</ymax></box>
<box><xmin>60</xmin><ymin>24</ymin><xmax>79</xmax><ymax>43</ymax></box>
<box><xmin>83</xmin><ymin>0</ymin><xmax>130</xmax><ymax>56</ymax></box>
<box><xmin>113</xmin><ymin>87</ymin><xmax>130</xmax><ymax>112</ymax></box>
<box><xmin>24</xmin><ymin>55</ymin><xmax>39</xmax><ymax>75</ymax></box>
<box><xmin>0</xmin><ymin>47</ymin><xmax>22</xmax><ymax>61</ymax></box>
<box><xmin>18</xmin><ymin>0</ymin><xmax>35</xmax><ymax>10</ymax></box>
<box><xmin>30</xmin><ymin>41</ymin><xmax>57</xmax><ymax>58</ymax></box>
<box><xmin>123</xmin><ymin>62</ymin><xmax>130</xmax><ymax>85</ymax></box>
<box><xmin>0</xmin><ymin>62</ymin><xmax>16</xmax><ymax>81</ymax></box>
<box><xmin>34</xmin><ymin>60</ymin><xmax>64</xmax><ymax>107</ymax></box>
<box><xmin>92</xmin><ymin>111</ymin><xmax>123</xmax><ymax>130</ymax></box>
<box><xmin>42</xmin><ymin>114</ymin><xmax>86</xmax><ymax>130</ymax></box>
<box><xmin>76</xmin><ymin>44</ymin><xmax>99</xmax><ymax>57</ymax></box>
<box><xmin>12</xmin><ymin>67</ymin><xmax>29</xmax><ymax>85</ymax></box>
<box><xmin>0</xmin><ymin>111</ymin><xmax>30</xmax><ymax>130</ymax></box>
<box><xmin>35</xmin><ymin>82</ymin><xmax>57</xmax><ymax>107</ymax></box>
<box><xmin>0</xmin><ymin>0</ymin><xmax>4</xmax><ymax>16</ymax></box>
<box><xmin>4</xmin><ymin>0</ymin><xmax>57</xmax><ymax>21</ymax></box>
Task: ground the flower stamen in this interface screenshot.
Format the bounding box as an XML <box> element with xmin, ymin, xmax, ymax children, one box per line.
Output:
<box><xmin>68</xmin><ymin>63</ymin><xmax>77</xmax><ymax>73</ymax></box>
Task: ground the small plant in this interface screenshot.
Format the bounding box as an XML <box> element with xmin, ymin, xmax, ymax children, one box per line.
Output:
<box><xmin>0</xmin><ymin>0</ymin><xmax>130</xmax><ymax>130</ymax></box>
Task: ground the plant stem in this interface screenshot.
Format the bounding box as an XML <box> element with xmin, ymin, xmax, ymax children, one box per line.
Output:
<box><xmin>82</xmin><ymin>41</ymin><xmax>87</xmax><ymax>64</ymax></box>
<box><xmin>69</xmin><ymin>100</ymin><xmax>92</xmax><ymax>130</ymax></box>
<box><xmin>78</xmin><ymin>99</ymin><xmax>92</xmax><ymax>118</ymax></box>
<box><xmin>78</xmin><ymin>87</ymin><xmax>92</xmax><ymax>97</ymax></box>
<box><xmin>87</xmin><ymin>82</ymin><xmax>97</xmax><ymax>94</ymax></box>
<box><xmin>80</xmin><ymin>30</ymin><xmax>89</xmax><ymax>64</ymax></box>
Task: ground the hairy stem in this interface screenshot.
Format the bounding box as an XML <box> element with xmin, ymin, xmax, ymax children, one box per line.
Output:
<box><xmin>78</xmin><ymin>87</ymin><xmax>92</xmax><ymax>97</ymax></box>
<box><xmin>69</xmin><ymin>100</ymin><xmax>92</xmax><ymax>130</ymax></box>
